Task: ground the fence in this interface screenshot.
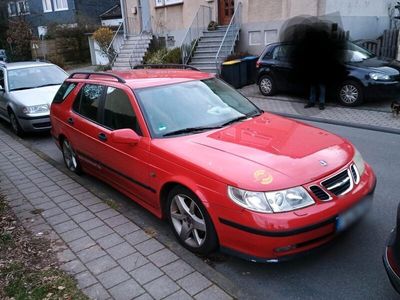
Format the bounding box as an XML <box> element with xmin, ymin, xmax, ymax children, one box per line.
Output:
<box><xmin>355</xmin><ymin>29</ymin><xmax>399</xmax><ymax>60</ymax></box>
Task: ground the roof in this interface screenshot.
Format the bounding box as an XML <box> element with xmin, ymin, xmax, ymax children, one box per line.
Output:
<box><xmin>69</xmin><ymin>69</ymin><xmax>214</xmax><ymax>89</ymax></box>
<box><xmin>100</xmin><ymin>4</ymin><xmax>122</xmax><ymax>19</ymax></box>
<box><xmin>1</xmin><ymin>61</ymin><xmax>54</xmax><ymax>70</ymax></box>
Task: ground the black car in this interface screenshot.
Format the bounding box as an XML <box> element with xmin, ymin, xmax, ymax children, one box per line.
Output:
<box><xmin>383</xmin><ymin>203</ymin><xmax>400</xmax><ymax>294</ymax></box>
<box><xmin>256</xmin><ymin>42</ymin><xmax>400</xmax><ymax>106</ymax></box>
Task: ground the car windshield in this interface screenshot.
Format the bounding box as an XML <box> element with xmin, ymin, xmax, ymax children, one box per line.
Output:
<box><xmin>343</xmin><ymin>42</ymin><xmax>375</xmax><ymax>63</ymax></box>
<box><xmin>135</xmin><ymin>78</ymin><xmax>262</xmax><ymax>138</ymax></box>
<box><xmin>8</xmin><ymin>65</ymin><xmax>68</xmax><ymax>91</ymax></box>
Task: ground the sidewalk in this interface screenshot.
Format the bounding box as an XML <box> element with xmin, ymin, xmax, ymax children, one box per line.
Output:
<box><xmin>0</xmin><ymin>129</ymin><xmax>238</xmax><ymax>300</ymax></box>
<box><xmin>239</xmin><ymin>84</ymin><xmax>400</xmax><ymax>133</ymax></box>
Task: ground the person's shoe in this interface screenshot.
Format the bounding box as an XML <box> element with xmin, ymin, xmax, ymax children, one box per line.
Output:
<box><xmin>304</xmin><ymin>103</ymin><xmax>315</xmax><ymax>108</ymax></box>
<box><xmin>319</xmin><ymin>103</ymin><xmax>325</xmax><ymax>110</ymax></box>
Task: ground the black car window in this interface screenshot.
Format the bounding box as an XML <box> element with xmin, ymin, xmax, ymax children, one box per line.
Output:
<box><xmin>103</xmin><ymin>87</ymin><xmax>142</xmax><ymax>135</ymax></box>
<box><xmin>53</xmin><ymin>82</ymin><xmax>77</xmax><ymax>104</ymax></box>
<box><xmin>272</xmin><ymin>45</ymin><xmax>292</xmax><ymax>62</ymax></box>
<box><xmin>0</xmin><ymin>69</ymin><xmax>4</xmax><ymax>89</ymax></box>
<box><xmin>73</xmin><ymin>84</ymin><xmax>104</xmax><ymax>122</ymax></box>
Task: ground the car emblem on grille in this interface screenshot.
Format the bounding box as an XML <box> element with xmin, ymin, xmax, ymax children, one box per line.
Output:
<box><xmin>320</xmin><ymin>160</ymin><xmax>328</xmax><ymax>167</ymax></box>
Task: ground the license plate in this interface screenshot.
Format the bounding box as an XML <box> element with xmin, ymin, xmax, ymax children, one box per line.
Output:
<box><xmin>336</xmin><ymin>198</ymin><xmax>372</xmax><ymax>232</ymax></box>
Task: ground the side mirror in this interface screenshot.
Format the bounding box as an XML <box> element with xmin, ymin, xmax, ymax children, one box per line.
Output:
<box><xmin>110</xmin><ymin>128</ymin><xmax>140</xmax><ymax>145</ymax></box>
<box><xmin>0</xmin><ymin>85</ymin><xmax>4</xmax><ymax>92</ymax></box>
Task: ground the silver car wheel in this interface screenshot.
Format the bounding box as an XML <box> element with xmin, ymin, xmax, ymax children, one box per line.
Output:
<box><xmin>260</xmin><ymin>77</ymin><xmax>273</xmax><ymax>94</ymax></box>
<box><xmin>62</xmin><ymin>139</ymin><xmax>78</xmax><ymax>171</ymax></box>
<box><xmin>340</xmin><ymin>84</ymin><xmax>359</xmax><ymax>104</ymax></box>
<box><xmin>170</xmin><ymin>194</ymin><xmax>207</xmax><ymax>248</ymax></box>
<box><xmin>10</xmin><ymin>113</ymin><xmax>19</xmax><ymax>133</ymax></box>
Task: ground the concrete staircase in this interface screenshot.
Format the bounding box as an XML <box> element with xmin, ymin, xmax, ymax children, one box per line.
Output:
<box><xmin>189</xmin><ymin>25</ymin><xmax>237</xmax><ymax>73</ymax></box>
<box><xmin>112</xmin><ymin>35</ymin><xmax>152</xmax><ymax>70</ymax></box>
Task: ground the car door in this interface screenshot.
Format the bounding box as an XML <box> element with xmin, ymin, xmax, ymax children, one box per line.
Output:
<box><xmin>270</xmin><ymin>45</ymin><xmax>295</xmax><ymax>91</ymax></box>
<box><xmin>0</xmin><ymin>68</ymin><xmax>8</xmax><ymax>119</ymax></box>
<box><xmin>95</xmin><ymin>85</ymin><xmax>156</xmax><ymax>207</ymax></box>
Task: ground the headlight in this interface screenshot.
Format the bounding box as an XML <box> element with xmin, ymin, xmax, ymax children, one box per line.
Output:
<box><xmin>369</xmin><ymin>72</ymin><xmax>390</xmax><ymax>81</ymax></box>
<box><xmin>353</xmin><ymin>148</ymin><xmax>365</xmax><ymax>176</ymax></box>
<box><xmin>228</xmin><ymin>186</ymin><xmax>315</xmax><ymax>213</ymax></box>
<box><xmin>22</xmin><ymin>104</ymin><xmax>49</xmax><ymax>115</ymax></box>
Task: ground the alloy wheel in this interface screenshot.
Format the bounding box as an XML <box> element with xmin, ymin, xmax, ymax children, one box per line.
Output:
<box><xmin>62</xmin><ymin>139</ymin><xmax>78</xmax><ymax>172</ymax></box>
<box><xmin>170</xmin><ymin>194</ymin><xmax>207</xmax><ymax>248</ymax></box>
<box><xmin>340</xmin><ymin>84</ymin><xmax>359</xmax><ymax>104</ymax></box>
<box><xmin>260</xmin><ymin>77</ymin><xmax>273</xmax><ymax>95</ymax></box>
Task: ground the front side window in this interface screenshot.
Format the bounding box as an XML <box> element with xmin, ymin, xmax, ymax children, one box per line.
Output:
<box><xmin>136</xmin><ymin>78</ymin><xmax>261</xmax><ymax>138</ymax></box>
<box><xmin>42</xmin><ymin>0</ymin><xmax>52</xmax><ymax>12</ymax></box>
<box><xmin>73</xmin><ymin>84</ymin><xmax>104</xmax><ymax>122</ymax></box>
<box><xmin>103</xmin><ymin>87</ymin><xmax>142</xmax><ymax>135</ymax></box>
<box><xmin>53</xmin><ymin>0</ymin><xmax>68</xmax><ymax>11</ymax></box>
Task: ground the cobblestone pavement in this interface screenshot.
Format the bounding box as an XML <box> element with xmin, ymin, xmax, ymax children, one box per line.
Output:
<box><xmin>0</xmin><ymin>129</ymin><xmax>236</xmax><ymax>300</ymax></box>
<box><xmin>239</xmin><ymin>84</ymin><xmax>400</xmax><ymax>133</ymax></box>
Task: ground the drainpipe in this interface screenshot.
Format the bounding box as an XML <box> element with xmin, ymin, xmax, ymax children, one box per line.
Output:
<box><xmin>121</xmin><ymin>0</ymin><xmax>128</xmax><ymax>39</ymax></box>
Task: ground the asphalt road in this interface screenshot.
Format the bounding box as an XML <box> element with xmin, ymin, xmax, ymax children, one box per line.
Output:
<box><xmin>5</xmin><ymin>119</ymin><xmax>400</xmax><ymax>300</ymax></box>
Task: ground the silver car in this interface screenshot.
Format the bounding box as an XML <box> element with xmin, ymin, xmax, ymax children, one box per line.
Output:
<box><xmin>0</xmin><ymin>61</ymin><xmax>68</xmax><ymax>135</ymax></box>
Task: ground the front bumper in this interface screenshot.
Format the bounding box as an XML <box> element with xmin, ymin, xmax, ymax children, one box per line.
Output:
<box><xmin>383</xmin><ymin>229</ymin><xmax>400</xmax><ymax>294</ymax></box>
<box><xmin>364</xmin><ymin>80</ymin><xmax>400</xmax><ymax>100</ymax></box>
<box><xmin>18</xmin><ymin>115</ymin><xmax>51</xmax><ymax>132</ymax></box>
<box><xmin>212</xmin><ymin>164</ymin><xmax>376</xmax><ymax>262</ymax></box>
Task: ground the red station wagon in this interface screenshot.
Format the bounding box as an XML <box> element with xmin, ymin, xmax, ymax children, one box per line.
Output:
<box><xmin>50</xmin><ymin>67</ymin><xmax>376</xmax><ymax>262</ymax></box>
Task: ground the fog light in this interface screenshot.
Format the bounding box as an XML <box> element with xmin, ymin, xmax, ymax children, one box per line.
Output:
<box><xmin>274</xmin><ymin>244</ymin><xmax>297</xmax><ymax>253</ymax></box>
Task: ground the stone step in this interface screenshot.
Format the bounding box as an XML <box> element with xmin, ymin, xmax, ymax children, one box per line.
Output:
<box><xmin>191</xmin><ymin>57</ymin><xmax>216</xmax><ymax>63</ymax></box>
<box><xmin>117</xmin><ymin>52</ymin><xmax>146</xmax><ymax>58</ymax></box>
<box><xmin>123</xmin><ymin>40</ymin><xmax>151</xmax><ymax>45</ymax></box>
<box><xmin>203</xmin><ymin>31</ymin><xmax>227</xmax><ymax>37</ymax></box>
<box><xmin>191</xmin><ymin>53</ymin><xmax>216</xmax><ymax>58</ymax></box>
<box><xmin>190</xmin><ymin>61</ymin><xmax>217</xmax><ymax>68</ymax></box>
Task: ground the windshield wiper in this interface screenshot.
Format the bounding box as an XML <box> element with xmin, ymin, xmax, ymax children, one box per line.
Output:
<box><xmin>10</xmin><ymin>86</ymin><xmax>35</xmax><ymax>91</ymax></box>
<box><xmin>163</xmin><ymin>126</ymin><xmax>222</xmax><ymax>137</ymax></box>
<box><xmin>35</xmin><ymin>83</ymin><xmax>62</xmax><ymax>88</ymax></box>
<box><xmin>221</xmin><ymin>110</ymin><xmax>262</xmax><ymax>127</ymax></box>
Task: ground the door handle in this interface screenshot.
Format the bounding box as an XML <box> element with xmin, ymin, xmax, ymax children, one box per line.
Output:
<box><xmin>98</xmin><ymin>132</ymin><xmax>107</xmax><ymax>142</ymax></box>
<box><xmin>67</xmin><ymin>117</ymin><xmax>74</xmax><ymax>125</ymax></box>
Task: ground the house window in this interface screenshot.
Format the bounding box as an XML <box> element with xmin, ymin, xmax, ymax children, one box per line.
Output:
<box><xmin>42</xmin><ymin>0</ymin><xmax>52</xmax><ymax>12</ymax></box>
<box><xmin>8</xmin><ymin>1</ymin><xmax>30</xmax><ymax>16</ymax></box>
<box><xmin>53</xmin><ymin>0</ymin><xmax>68</xmax><ymax>11</ymax></box>
<box><xmin>7</xmin><ymin>2</ymin><xmax>17</xmax><ymax>16</ymax></box>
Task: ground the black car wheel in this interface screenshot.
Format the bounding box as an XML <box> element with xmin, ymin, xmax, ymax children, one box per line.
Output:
<box><xmin>167</xmin><ymin>186</ymin><xmax>218</xmax><ymax>255</ymax></box>
<box><xmin>8</xmin><ymin>110</ymin><xmax>24</xmax><ymax>136</ymax></box>
<box><xmin>259</xmin><ymin>75</ymin><xmax>276</xmax><ymax>96</ymax></box>
<box><xmin>337</xmin><ymin>80</ymin><xmax>364</xmax><ymax>106</ymax></box>
<box><xmin>61</xmin><ymin>138</ymin><xmax>82</xmax><ymax>174</ymax></box>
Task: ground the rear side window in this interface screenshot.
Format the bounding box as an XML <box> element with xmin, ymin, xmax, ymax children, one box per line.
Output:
<box><xmin>53</xmin><ymin>82</ymin><xmax>77</xmax><ymax>104</ymax></box>
<box><xmin>73</xmin><ymin>84</ymin><xmax>104</xmax><ymax>122</ymax></box>
<box><xmin>103</xmin><ymin>87</ymin><xmax>142</xmax><ymax>135</ymax></box>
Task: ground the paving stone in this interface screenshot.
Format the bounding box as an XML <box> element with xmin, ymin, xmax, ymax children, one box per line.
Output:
<box><xmin>148</xmin><ymin>248</ymin><xmax>179</xmax><ymax>267</ymax></box>
<box><xmin>68</xmin><ymin>186</ymin><xmax>87</xmax><ymax>196</ymax></box>
<box><xmin>134</xmin><ymin>293</ymin><xmax>154</xmax><ymax>300</ymax></box>
<box><xmin>118</xmin><ymin>252</ymin><xmax>149</xmax><ymax>272</ymax></box>
<box><xmin>135</xmin><ymin>239</ymin><xmax>164</xmax><ymax>256</ymax></box>
<box><xmin>125</xmin><ymin>231</ymin><xmax>151</xmax><ymax>246</ymax></box>
<box><xmin>79</xmin><ymin>195</ymin><xmax>102</xmax><ymax>206</ymax></box>
<box><xmin>59</xmin><ymin>227</ymin><xmax>86</xmax><ymax>242</ymax></box>
<box><xmin>46</xmin><ymin>189</ymin><xmax>65</xmax><ymax>198</ymax></box>
<box><xmin>83</xmin><ymin>283</ymin><xmax>110</xmax><ymax>300</ymax></box>
<box><xmin>87</xmin><ymin>224</ymin><xmax>114</xmax><ymax>240</ymax></box>
<box><xmin>53</xmin><ymin>220</ymin><xmax>79</xmax><ymax>234</ymax></box>
<box><xmin>97</xmin><ymin>232</ymin><xmax>124</xmax><ymax>249</ymax></box>
<box><xmin>52</xmin><ymin>194</ymin><xmax>75</xmax><ymax>204</ymax></box>
<box><xmin>144</xmin><ymin>275</ymin><xmax>180</xmax><ymax>300</ymax></box>
<box><xmin>65</xmin><ymin>204</ymin><xmax>88</xmax><ymax>216</ymax></box>
<box><xmin>104</xmin><ymin>214</ymin><xmax>130</xmax><ymax>227</ymax></box>
<box><xmin>114</xmin><ymin>222</ymin><xmax>140</xmax><ymax>236</ymax></box>
<box><xmin>194</xmin><ymin>285</ymin><xmax>233</xmax><ymax>300</ymax></box>
<box><xmin>87</xmin><ymin>202</ymin><xmax>109</xmax><ymax>213</ymax></box>
<box><xmin>61</xmin><ymin>259</ymin><xmax>86</xmax><ymax>275</ymax></box>
<box><xmin>107</xmin><ymin>241</ymin><xmax>136</xmax><ymax>260</ymax></box>
<box><xmin>130</xmin><ymin>263</ymin><xmax>163</xmax><ymax>285</ymax></box>
<box><xmin>165</xmin><ymin>289</ymin><xmax>193</xmax><ymax>300</ymax></box>
<box><xmin>71</xmin><ymin>210</ymin><xmax>96</xmax><ymax>223</ymax></box>
<box><xmin>96</xmin><ymin>208</ymin><xmax>120</xmax><ymax>220</ymax></box>
<box><xmin>41</xmin><ymin>207</ymin><xmax>63</xmax><ymax>218</ymax></box>
<box><xmin>97</xmin><ymin>266</ymin><xmax>130</xmax><ymax>289</ymax></box>
<box><xmin>34</xmin><ymin>201</ymin><xmax>57</xmax><ymax>210</ymax></box>
<box><xmin>41</xmin><ymin>185</ymin><xmax>63</xmax><ymax>193</ymax></box>
<box><xmin>109</xmin><ymin>279</ymin><xmax>145</xmax><ymax>300</ymax></box>
<box><xmin>75</xmin><ymin>271</ymin><xmax>98</xmax><ymax>289</ymax></box>
<box><xmin>86</xmin><ymin>255</ymin><xmax>118</xmax><ymax>275</ymax></box>
<box><xmin>69</xmin><ymin>235</ymin><xmax>96</xmax><ymax>252</ymax></box>
<box><xmin>80</xmin><ymin>218</ymin><xmax>105</xmax><ymax>231</ymax></box>
<box><xmin>57</xmin><ymin>249</ymin><xmax>76</xmax><ymax>263</ymax></box>
<box><xmin>47</xmin><ymin>213</ymin><xmax>70</xmax><ymax>225</ymax></box>
<box><xmin>77</xmin><ymin>245</ymin><xmax>107</xmax><ymax>263</ymax></box>
<box><xmin>177</xmin><ymin>272</ymin><xmax>212</xmax><ymax>296</ymax></box>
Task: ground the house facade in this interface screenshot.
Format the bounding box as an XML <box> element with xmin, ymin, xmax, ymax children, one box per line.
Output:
<box><xmin>6</xmin><ymin>0</ymin><xmax>119</xmax><ymax>37</ymax></box>
<box><xmin>120</xmin><ymin>0</ymin><xmax>397</xmax><ymax>55</ymax></box>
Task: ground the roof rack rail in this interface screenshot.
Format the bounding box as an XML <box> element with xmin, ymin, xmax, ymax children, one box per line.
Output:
<box><xmin>68</xmin><ymin>72</ymin><xmax>126</xmax><ymax>83</ymax></box>
<box><xmin>133</xmin><ymin>64</ymin><xmax>200</xmax><ymax>71</ymax></box>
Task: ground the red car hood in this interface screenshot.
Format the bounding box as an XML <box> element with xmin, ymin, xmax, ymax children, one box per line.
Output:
<box><xmin>152</xmin><ymin>113</ymin><xmax>354</xmax><ymax>191</ymax></box>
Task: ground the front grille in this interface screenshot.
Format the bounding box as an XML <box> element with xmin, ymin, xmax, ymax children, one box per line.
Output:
<box><xmin>33</xmin><ymin>122</ymin><xmax>51</xmax><ymax>128</ymax></box>
<box><xmin>350</xmin><ymin>164</ymin><xmax>360</xmax><ymax>184</ymax></box>
<box><xmin>321</xmin><ymin>169</ymin><xmax>352</xmax><ymax>196</ymax></box>
<box><xmin>310</xmin><ymin>185</ymin><xmax>330</xmax><ymax>201</ymax></box>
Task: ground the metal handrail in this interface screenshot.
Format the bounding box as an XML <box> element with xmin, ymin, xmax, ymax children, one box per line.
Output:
<box><xmin>180</xmin><ymin>5</ymin><xmax>212</xmax><ymax>65</ymax></box>
<box><xmin>107</xmin><ymin>22</ymin><xmax>124</xmax><ymax>67</ymax></box>
<box><xmin>215</xmin><ymin>2</ymin><xmax>242</xmax><ymax>73</ymax></box>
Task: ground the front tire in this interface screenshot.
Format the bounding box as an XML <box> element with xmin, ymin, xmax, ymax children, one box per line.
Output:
<box><xmin>167</xmin><ymin>186</ymin><xmax>218</xmax><ymax>254</ymax></box>
<box><xmin>337</xmin><ymin>80</ymin><xmax>364</xmax><ymax>106</ymax></box>
<box><xmin>61</xmin><ymin>138</ymin><xmax>82</xmax><ymax>174</ymax></box>
<box><xmin>8</xmin><ymin>110</ymin><xmax>24</xmax><ymax>136</ymax></box>
<box><xmin>259</xmin><ymin>74</ymin><xmax>276</xmax><ymax>96</ymax></box>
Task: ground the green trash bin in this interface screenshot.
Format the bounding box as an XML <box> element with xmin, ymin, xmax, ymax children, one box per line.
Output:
<box><xmin>221</xmin><ymin>60</ymin><xmax>241</xmax><ymax>88</ymax></box>
<box><xmin>242</xmin><ymin>56</ymin><xmax>258</xmax><ymax>84</ymax></box>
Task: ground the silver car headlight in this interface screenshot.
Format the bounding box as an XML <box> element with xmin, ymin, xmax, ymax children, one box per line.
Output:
<box><xmin>228</xmin><ymin>186</ymin><xmax>315</xmax><ymax>213</ymax></box>
<box><xmin>22</xmin><ymin>104</ymin><xmax>49</xmax><ymax>115</ymax></box>
<box><xmin>369</xmin><ymin>72</ymin><xmax>390</xmax><ymax>81</ymax></box>
<box><xmin>353</xmin><ymin>148</ymin><xmax>365</xmax><ymax>176</ymax></box>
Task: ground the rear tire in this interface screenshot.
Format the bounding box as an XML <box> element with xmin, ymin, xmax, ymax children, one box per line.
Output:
<box><xmin>337</xmin><ymin>80</ymin><xmax>364</xmax><ymax>106</ymax></box>
<box><xmin>61</xmin><ymin>138</ymin><xmax>82</xmax><ymax>174</ymax></box>
<box><xmin>167</xmin><ymin>186</ymin><xmax>218</xmax><ymax>255</ymax></box>
<box><xmin>8</xmin><ymin>110</ymin><xmax>24</xmax><ymax>136</ymax></box>
<box><xmin>259</xmin><ymin>75</ymin><xmax>276</xmax><ymax>96</ymax></box>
